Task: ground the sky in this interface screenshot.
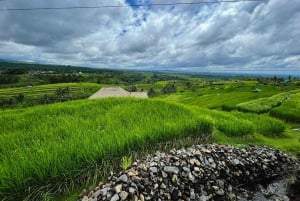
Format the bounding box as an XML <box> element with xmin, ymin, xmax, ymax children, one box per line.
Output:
<box><xmin>0</xmin><ymin>0</ymin><xmax>299</xmax><ymax>73</ymax></box>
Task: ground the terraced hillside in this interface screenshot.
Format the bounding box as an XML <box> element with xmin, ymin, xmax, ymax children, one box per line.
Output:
<box><xmin>0</xmin><ymin>98</ymin><xmax>212</xmax><ymax>200</ymax></box>
<box><xmin>0</xmin><ymin>83</ymin><xmax>101</xmax><ymax>109</ymax></box>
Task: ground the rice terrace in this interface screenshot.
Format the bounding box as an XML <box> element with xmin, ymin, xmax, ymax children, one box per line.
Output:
<box><xmin>0</xmin><ymin>0</ymin><xmax>300</xmax><ymax>201</ymax></box>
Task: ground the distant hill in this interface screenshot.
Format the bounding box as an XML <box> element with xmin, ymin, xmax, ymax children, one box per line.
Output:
<box><xmin>0</xmin><ymin>60</ymin><xmax>108</xmax><ymax>73</ymax></box>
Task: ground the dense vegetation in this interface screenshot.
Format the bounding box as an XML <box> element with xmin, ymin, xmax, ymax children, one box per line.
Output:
<box><xmin>270</xmin><ymin>92</ymin><xmax>300</xmax><ymax>123</ymax></box>
<box><xmin>193</xmin><ymin>107</ymin><xmax>255</xmax><ymax>137</ymax></box>
<box><xmin>0</xmin><ymin>61</ymin><xmax>299</xmax><ymax>201</ymax></box>
<box><xmin>0</xmin><ymin>83</ymin><xmax>100</xmax><ymax>109</ymax></box>
<box><xmin>0</xmin><ymin>62</ymin><xmax>189</xmax><ymax>88</ymax></box>
<box><xmin>236</xmin><ymin>92</ymin><xmax>290</xmax><ymax>113</ymax></box>
<box><xmin>230</xmin><ymin>112</ymin><xmax>286</xmax><ymax>137</ymax></box>
<box><xmin>0</xmin><ymin>98</ymin><xmax>212</xmax><ymax>200</ymax></box>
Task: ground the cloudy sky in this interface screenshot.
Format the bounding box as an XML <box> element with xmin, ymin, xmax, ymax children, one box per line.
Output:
<box><xmin>0</xmin><ymin>0</ymin><xmax>299</xmax><ymax>73</ymax></box>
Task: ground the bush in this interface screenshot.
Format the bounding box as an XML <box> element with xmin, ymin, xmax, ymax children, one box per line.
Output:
<box><xmin>161</xmin><ymin>82</ymin><xmax>176</xmax><ymax>94</ymax></box>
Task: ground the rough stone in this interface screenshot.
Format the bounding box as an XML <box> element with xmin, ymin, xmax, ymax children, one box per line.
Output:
<box><xmin>79</xmin><ymin>144</ymin><xmax>298</xmax><ymax>201</ymax></box>
<box><xmin>119</xmin><ymin>191</ymin><xmax>129</xmax><ymax>200</ymax></box>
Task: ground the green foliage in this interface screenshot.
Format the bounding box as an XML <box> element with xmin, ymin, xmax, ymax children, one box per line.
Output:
<box><xmin>221</xmin><ymin>103</ymin><xmax>235</xmax><ymax>111</ymax></box>
<box><xmin>161</xmin><ymin>82</ymin><xmax>177</xmax><ymax>94</ymax></box>
<box><xmin>162</xmin><ymin>84</ymin><xmax>285</xmax><ymax>110</ymax></box>
<box><xmin>231</xmin><ymin>112</ymin><xmax>285</xmax><ymax>137</ymax></box>
<box><xmin>192</xmin><ymin>107</ymin><xmax>255</xmax><ymax>137</ymax></box>
<box><xmin>0</xmin><ymin>74</ymin><xmax>19</xmax><ymax>85</ymax></box>
<box><xmin>148</xmin><ymin>87</ymin><xmax>156</xmax><ymax>97</ymax></box>
<box><xmin>236</xmin><ymin>92</ymin><xmax>288</xmax><ymax>114</ymax></box>
<box><xmin>270</xmin><ymin>92</ymin><xmax>300</xmax><ymax>123</ymax></box>
<box><xmin>0</xmin><ymin>83</ymin><xmax>100</xmax><ymax>109</ymax></box>
<box><xmin>0</xmin><ymin>99</ymin><xmax>213</xmax><ymax>200</ymax></box>
<box><xmin>127</xmin><ymin>85</ymin><xmax>137</xmax><ymax>92</ymax></box>
<box><xmin>15</xmin><ymin>93</ymin><xmax>25</xmax><ymax>103</ymax></box>
<box><xmin>120</xmin><ymin>156</ymin><xmax>133</xmax><ymax>170</ymax></box>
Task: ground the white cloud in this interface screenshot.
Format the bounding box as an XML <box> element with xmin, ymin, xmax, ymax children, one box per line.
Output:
<box><xmin>0</xmin><ymin>0</ymin><xmax>299</xmax><ymax>72</ymax></box>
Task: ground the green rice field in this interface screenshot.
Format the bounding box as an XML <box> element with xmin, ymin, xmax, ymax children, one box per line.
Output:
<box><xmin>270</xmin><ymin>92</ymin><xmax>300</xmax><ymax>123</ymax></box>
<box><xmin>0</xmin><ymin>83</ymin><xmax>100</xmax><ymax>98</ymax></box>
<box><xmin>0</xmin><ymin>78</ymin><xmax>300</xmax><ymax>201</ymax></box>
<box><xmin>0</xmin><ymin>98</ymin><xmax>212</xmax><ymax>200</ymax></box>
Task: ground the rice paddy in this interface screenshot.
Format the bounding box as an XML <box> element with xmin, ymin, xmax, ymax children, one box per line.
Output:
<box><xmin>270</xmin><ymin>92</ymin><xmax>300</xmax><ymax>123</ymax></box>
<box><xmin>0</xmin><ymin>78</ymin><xmax>299</xmax><ymax>201</ymax></box>
<box><xmin>0</xmin><ymin>98</ymin><xmax>212</xmax><ymax>200</ymax></box>
<box><xmin>236</xmin><ymin>92</ymin><xmax>290</xmax><ymax>114</ymax></box>
<box><xmin>0</xmin><ymin>83</ymin><xmax>101</xmax><ymax>109</ymax></box>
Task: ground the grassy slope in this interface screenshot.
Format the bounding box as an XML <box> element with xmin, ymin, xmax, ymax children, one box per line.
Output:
<box><xmin>236</xmin><ymin>92</ymin><xmax>290</xmax><ymax>113</ymax></box>
<box><xmin>156</xmin><ymin>82</ymin><xmax>299</xmax><ymax>155</ymax></box>
<box><xmin>160</xmin><ymin>84</ymin><xmax>285</xmax><ymax>110</ymax></box>
<box><xmin>214</xmin><ymin>128</ymin><xmax>300</xmax><ymax>156</ymax></box>
<box><xmin>0</xmin><ymin>83</ymin><xmax>100</xmax><ymax>97</ymax></box>
<box><xmin>270</xmin><ymin>92</ymin><xmax>300</xmax><ymax>123</ymax></box>
<box><xmin>1</xmin><ymin>79</ymin><xmax>299</xmax><ymax>200</ymax></box>
<box><xmin>0</xmin><ymin>98</ymin><xmax>212</xmax><ymax>200</ymax></box>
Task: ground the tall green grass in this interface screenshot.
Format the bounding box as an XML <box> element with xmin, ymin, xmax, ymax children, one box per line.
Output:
<box><xmin>161</xmin><ymin>84</ymin><xmax>284</xmax><ymax>110</ymax></box>
<box><xmin>236</xmin><ymin>92</ymin><xmax>289</xmax><ymax>114</ymax></box>
<box><xmin>270</xmin><ymin>92</ymin><xmax>300</xmax><ymax>123</ymax></box>
<box><xmin>0</xmin><ymin>98</ymin><xmax>212</xmax><ymax>200</ymax></box>
<box><xmin>190</xmin><ymin>107</ymin><xmax>254</xmax><ymax>137</ymax></box>
<box><xmin>191</xmin><ymin>107</ymin><xmax>285</xmax><ymax>137</ymax></box>
<box><xmin>230</xmin><ymin>112</ymin><xmax>285</xmax><ymax>137</ymax></box>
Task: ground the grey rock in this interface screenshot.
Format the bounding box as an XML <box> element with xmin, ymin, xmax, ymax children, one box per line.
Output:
<box><xmin>163</xmin><ymin>166</ymin><xmax>179</xmax><ymax>174</ymax></box>
<box><xmin>162</xmin><ymin>171</ymin><xmax>168</xmax><ymax>178</ymax></box>
<box><xmin>110</xmin><ymin>194</ymin><xmax>120</xmax><ymax>201</ymax></box>
<box><xmin>119</xmin><ymin>191</ymin><xmax>129</xmax><ymax>200</ymax></box>
<box><xmin>233</xmin><ymin>159</ymin><xmax>240</xmax><ymax>165</ymax></box>
<box><xmin>79</xmin><ymin>144</ymin><xmax>298</xmax><ymax>201</ymax></box>
<box><xmin>129</xmin><ymin>187</ymin><xmax>136</xmax><ymax>194</ymax></box>
<box><xmin>93</xmin><ymin>190</ymin><xmax>101</xmax><ymax>198</ymax></box>
<box><xmin>149</xmin><ymin>167</ymin><xmax>158</xmax><ymax>173</ymax></box>
<box><xmin>190</xmin><ymin>188</ymin><xmax>195</xmax><ymax>200</ymax></box>
<box><xmin>100</xmin><ymin>187</ymin><xmax>108</xmax><ymax>196</ymax></box>
<box><xmin>118</xmin><ymin>174</ymin><xmax>128</xmax><ymax>183</ymax></box>
<box><xmin>183</xmin><ymin>167</ymin><xmax>190</xmax><ymax>172</ymax></box>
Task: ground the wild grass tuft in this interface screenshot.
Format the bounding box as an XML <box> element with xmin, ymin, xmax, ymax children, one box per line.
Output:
<box><xmin>120</xmin><ymin>156</ymin><xmax>133</xmax><ymax>171</ymax></box>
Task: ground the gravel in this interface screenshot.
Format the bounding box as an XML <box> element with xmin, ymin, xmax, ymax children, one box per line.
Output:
<box><xmin>78</xmin><ymin>144</ymin><xmax>298</xmax><ymax>201</ymax></box>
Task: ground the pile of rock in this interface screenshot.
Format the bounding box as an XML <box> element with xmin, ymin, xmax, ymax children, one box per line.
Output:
<box><xmin>78</xmin><ymin>144</ymin><xmax>298</xmax><ymax>201</ymax></box>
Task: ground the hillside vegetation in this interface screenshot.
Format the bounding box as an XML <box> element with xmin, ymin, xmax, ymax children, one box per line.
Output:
<box><xmin>0</xmin><ymin>83</ymin><xmax>100</xmax><ymax>109</ymax></box>
<box><xmin>236</xmin><ymin>92</ymin><xmax>289</xmax><ymax>114</ymax></box>
<box><xmin>230</xmin><ymin>112</ymin><xmax>286</xmax><ymax>137</ymax></box>
<box><xmin>270</xmin><ymin>92</ymin><xmax>300</xmax><ymax>123</ymax></box>
<box><xmin>0</xmin><ymin>62</ymin><xmax>300</xmax><ymax>200</ymax></box>
<box><xmin>0</xmin><ymin>98</ymin><xmax>212</xmax><ymax>200</ymax></box>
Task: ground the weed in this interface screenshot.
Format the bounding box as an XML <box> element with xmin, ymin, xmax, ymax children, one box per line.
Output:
<box><xmin>120</xmin><ymin>156</ymin><xmax>132</xmax><ymax>170</ymax></box>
